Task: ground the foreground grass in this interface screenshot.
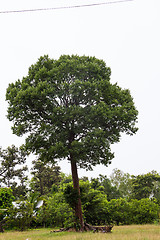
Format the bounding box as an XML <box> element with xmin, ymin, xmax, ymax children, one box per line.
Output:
<box><xmin>0</xmin><ymin>225</ymin><xmax>160</xmax><ymax>240</ymax></box>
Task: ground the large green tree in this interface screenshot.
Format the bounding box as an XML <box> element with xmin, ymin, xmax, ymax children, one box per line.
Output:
<box><xmin>6</xmin><ymin>55</ymin><xmax>138</xmax><ymax>229</ymax></box>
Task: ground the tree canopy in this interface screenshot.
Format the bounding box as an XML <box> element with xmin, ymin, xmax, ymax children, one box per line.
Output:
<box><xmin>6</xmin><ymin>55</ymin><xmax>138</xmax><ymax>167</ymax></box>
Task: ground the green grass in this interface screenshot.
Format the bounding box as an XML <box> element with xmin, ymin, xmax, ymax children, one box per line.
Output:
<box><xmin>0</xmin><ymin>225</ymin><xmax>160</xmax><ymax>240</ymax></box>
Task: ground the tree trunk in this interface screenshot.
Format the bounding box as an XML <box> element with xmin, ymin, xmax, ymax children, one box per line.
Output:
<box><xmin>70</xmin><ymin>159</ymin><xmax>84</xmax><ymax>231</ymax></box>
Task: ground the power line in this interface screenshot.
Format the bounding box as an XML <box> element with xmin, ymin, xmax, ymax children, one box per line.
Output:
<box><xmin>0</xmin><ymin>0</ymin><xmax>134</xmax><ymax>14</ymax></box>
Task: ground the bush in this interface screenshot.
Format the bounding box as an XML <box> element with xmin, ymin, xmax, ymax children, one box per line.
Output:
<box><xmin>106</xmin><ymin>198</ymin><xmax>159</xmax><ymax>225</ymax></box>
<box><xmin>129</xmin><ymin>198</ymin><xmax>159</xmax><ymax>224</ymax></box>
<box><xmin>6</xmin><ymin>200</ymin><xmax>34</xmax><ymax>231</ymax></box>
<box><xmin>37</xmin><ymin>192</ymin><xmax>74</xmax><ymax>228</ymax></box>
<box><xmin>107</xmin><ymin>198</ymin><xmax>130</xmax><ymax>225</ymax></box>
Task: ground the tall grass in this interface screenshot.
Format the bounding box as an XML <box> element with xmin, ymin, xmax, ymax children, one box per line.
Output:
<box><xmin>0</xmin><ymin>225</ymin><xmax>159</xmax><ymax>240</ymax></box>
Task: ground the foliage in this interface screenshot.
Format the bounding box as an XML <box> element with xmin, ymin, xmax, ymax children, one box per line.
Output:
<box><xmin>106</xmin><ymin>198</ymin><xmax>159</xmax><ymax>225</ymax></box>
<box><xmin>63</xmin><ymin>180</ymin><xmax>160</xmax><ymax>226</ymax></box>
<box><xmin>63</xmin><ymin>180</ymin><xmax>109</xmax><ymax>225</ymax></box>
<box><xmin>97</xmin><ymin>175</ymin><xmax>122</xmax><ymax>200</ymax></box>
<box><xmin>6</xmin><ymin>55</ymin><xmax>138</xmax><ymax>169</ymax></box>
<box><xmin>110</xmin><ymin>168</ymin><xmax>132</xmax><ymax>199</ymax></box>
<box><xmin>129</xmin><ymin>198</ymin><xmax>159</xmax><ymax>224</ymax></box>
<box><xmin>89</xmin><ymin>172</ymin><xmax>132</xmax><ymax>201</ymax></box>
<box><xmin>130</xmin><ymin>172</ymin><xmax>160</xmax><ymax>200</ymax></box>
<box><xmin>81</xmin><ymin>183</ymin><xmax>108</xmax><ymax>225</ymax></box>
<box><xmin>0</xmin><ymin>170</ymin><xmax>159</xmax><ymax>230</ymax></box>
<box><xmin>0</xmin><ymin>187</ymin><xmax>15</xmax><ymax>231</ymax></box>
<box><xmin>37</xmin><ymin>192</ymin><xmax>74</xmax><ymax>228</ymax></box>
<box><xmin>0</xmin><ymin>145</ymin><xmax>28</xmax><ymax>198</ymax></box>
<box><xmin>0</xmin><ymin>188</ymin><xmax>14</xmax><ymax>209</ymax></box>
<box><xmin>152</xmin><ymin>179</ymin><xmax>160</xmax><ymax>204</ymax></box>
<box><xmin>6</xmin><ymin>200</ymin><xmax>34</xmax><ymax>231</ymax></box>
<box><xmin>30</xmin><ymin>159</ymin><xmax>61</xmax><ymax>196</ymax></box>
<box><xmin>63</xmin><ymin>185</ymin><xmax>79</xmax><ymax>210</ymax></box>
<box><xmin>107</xmin><ymin>198</ymin><xmax>131</xmax><ymax>225</ymax></box>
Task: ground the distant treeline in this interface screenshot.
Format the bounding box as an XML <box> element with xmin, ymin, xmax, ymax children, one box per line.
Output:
<box><xmin>0</xmin><ymin>145</ymin><xmax>160</xmax><ymax>231</ymax></box>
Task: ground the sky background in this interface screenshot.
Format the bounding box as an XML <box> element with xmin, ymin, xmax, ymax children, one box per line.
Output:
<box><xmin>0</xmin><ymin>0</ymin><xmax>160</xmax><ymax>178</ymax></box>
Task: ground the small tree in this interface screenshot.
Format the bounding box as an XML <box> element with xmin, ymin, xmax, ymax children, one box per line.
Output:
<box><xmin>110</xmin><ymin>168</ymin><xmax>132</xmax><ymax>199</ymax></box>
<box><xmin>30</xmin><ymin>159</ymin><xmax>61</xmax><ymax>196</ymax></box>
<box><xmin>130</xmin><ymin>172</ymin><xmax>160</xmax><ymax>200</ymax></box>
<box><xmin>99</xmin><ymin>175</ymin><xmax>122</xmax><ymax>200</ymax></box>
<box><xmin>6</xmin><ymin>55</ymin><xmax>138</xmax><ymax>229</ymax></box>
<box><xmin>0</xmin><ymin>145</ymin><xmax>28</xmax><ymax>197</ymax></box>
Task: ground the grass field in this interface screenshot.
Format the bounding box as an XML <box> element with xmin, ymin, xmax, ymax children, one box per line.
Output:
<box><xmin>0</xmin><ymin>225</ymin><xmax>160</xmax><ymax>240</ymax></box>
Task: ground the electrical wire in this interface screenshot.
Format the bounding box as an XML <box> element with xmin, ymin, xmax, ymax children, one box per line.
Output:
<box><xmin>0</xmin><ymin>0</ymin><xmax>134</xmax><ymax>14</ymax></box>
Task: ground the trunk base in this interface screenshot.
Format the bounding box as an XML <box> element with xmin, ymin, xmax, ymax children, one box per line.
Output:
<box><xmin>50</xmin><ymin>223</ymin><xmax>113</xmax><ymax>233</ymax></box>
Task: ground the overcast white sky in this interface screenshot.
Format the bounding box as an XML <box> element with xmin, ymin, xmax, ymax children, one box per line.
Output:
<box><xmin>0</xmin><ymin>0</ymin><xmax>160</xmax><ymax>178</ymax></box>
